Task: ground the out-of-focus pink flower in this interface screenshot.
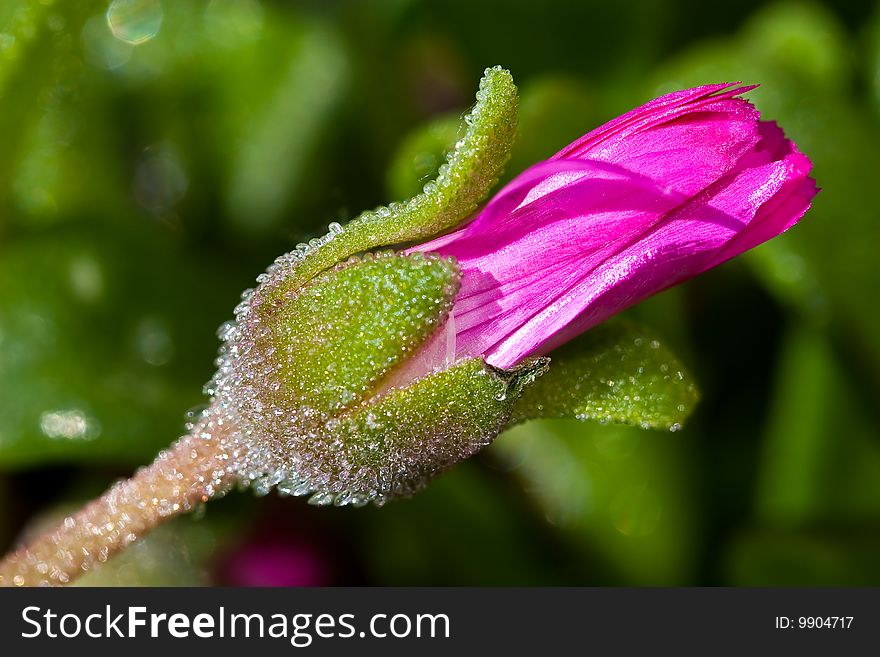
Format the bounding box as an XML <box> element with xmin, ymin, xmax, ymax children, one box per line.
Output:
<box><xmin>217</xmin><ymin>519</ymin><xmax>332</xmax><ymax>587</ymax></box>
<box><xmin>412</xmin><ymin>83</ymin><xmax>817</xmax><ymax>369</ymax></box>
<box><xmin>220</xmin><ymin>541</ymin><xmax>328</xmax><ymax>587</ymax></box>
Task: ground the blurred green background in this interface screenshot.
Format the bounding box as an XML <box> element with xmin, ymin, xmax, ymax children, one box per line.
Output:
<box><xmin>2</xmin><ymin>0</ymin><xmax>880</xmax><ymax>586</ymax></box>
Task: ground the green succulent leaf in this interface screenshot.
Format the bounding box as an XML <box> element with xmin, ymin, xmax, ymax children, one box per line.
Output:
<box><xmin>509</xmin><ymin>320</ymin><xmax>699</xmax><ymax>431</ymax></box>
<box><xmin>290</xmin><ymin>65</ymin><xmax>518</xmax><ymax>286</ymax></box>
<box><xmin>385</xmin><ymin>75</ymin><xmax>597</xmax><ymax>202</ymax></box>
<box><xmin>251</xmin><ymin>252</ymin><xmax>461</xmax><ymax>423</ymax></box>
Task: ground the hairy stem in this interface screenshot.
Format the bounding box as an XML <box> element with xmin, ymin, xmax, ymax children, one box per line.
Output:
<box><xmin>0</xmin><ymin>416</ymin><xmax>239</xmax><ymax>587</ymax></box>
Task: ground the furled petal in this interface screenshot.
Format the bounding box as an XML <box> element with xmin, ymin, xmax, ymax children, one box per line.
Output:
<box><xmin>411</xmin><ymin>83</ymin><xmax>817</xmax><ymax>371</ymax></box>
<box><xmin>517</xmin><ymin>146</ymin><xmax>817</xmax><ymax>364</ymax></box>
<box><xmin>416</xmin><ymin>159</ymin><xmax>687</xmax><ymax>365</ymax></box>
<box><xmin>555</xmin><ymin>83</ymin><xmax>762</xmax><ymax>196</ymax></box>
<box><xmin>555</xmin><ymin>83</ymin><xmax>755</xmax><ymax>157</ymax></box>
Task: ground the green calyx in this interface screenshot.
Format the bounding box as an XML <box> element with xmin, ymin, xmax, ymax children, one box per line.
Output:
<box><xmin>231</xmin><ymin>252</ymin><xmax>549</xmax><ymax>505</ymax></box>
<box><xmin>251</xmin><ymin>252</ymin><xmax>460</xmax><ymax>423</ymax></box>
<box><xmin>288</xmin><ymin>357</ymin><xmax>549</xmax><ymax>506</ymax></box>
<box><xmin>213</xmin><ymin>66</ymin><xmax>528</xmax><ymax>505</ymax></box>
<box><xmin>226</xmin><ymin>250</ymin><xmax>549</xmax><ymax>505</ymax></box>
<box><xmin>508</xmin><ymin>321</ymin><xmax>700</xmax><ymax>431</ymax></box>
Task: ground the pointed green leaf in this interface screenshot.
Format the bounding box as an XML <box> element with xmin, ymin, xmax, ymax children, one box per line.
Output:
<box><xmin>509</xmin><ymin>321</ymin><xmax>699</xmax><ymax>430</ymax></box>
<box><xmin>248</xmin><ymin>252</ymin><xmax>460</xmax><ymax>424</ymax></box>
<box><xmin>286</xmin><ymin>65</ymin><xmax>518</xmax><ymax>287</ymax></box>
<box><xmin>384</xmin><ymin>75</ymin><xmax>598</xmax><ymax>201</ymax></box>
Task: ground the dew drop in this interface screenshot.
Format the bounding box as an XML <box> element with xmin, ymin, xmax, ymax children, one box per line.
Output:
<box><xmin>106</xmin><ymin>0</ymin><xmax>163</xmax><ymax>46</ymax></box>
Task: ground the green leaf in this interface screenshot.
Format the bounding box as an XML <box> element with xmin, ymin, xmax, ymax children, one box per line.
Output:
<box><xmin>288</xmin><ymin>66</ymin><xmax>518</xmax><ymax>287</ymax></box>
<box><xmin>0</xmin><ymin>227</ymin><xmax>235</xmax><ymax>468</ymax></box>
<box><xmin>754</xmin><ymin>327</ymin><xmax>880</xmax><ymax>525</ymax></box>
<box><xmin>509</xmin><ymin>320</ymin><xmax>699</xmax><ymax>430</ymax></box>
<box><xmin>248</xmin><ymin>252</ymin><xmax>460</xmax><ymax>424</ymax></box>
<box><xmin>491</xmin><ymin>419</ymin><xmax>697</xmax><ymax>585</ymax></box>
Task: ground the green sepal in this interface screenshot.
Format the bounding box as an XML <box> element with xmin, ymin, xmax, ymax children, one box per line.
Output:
<box><xmin>509</xmin><ymin>321</ymin><xmax>699</xmax><ymax>431</ymax></box>
<box><xmin>386</xmin><ymin>76</ymin><xmax>598</xmax><ymax>201</ymax></box>
<box><xmin>290</xmin><ymin>356</ymin><xmax>549</xmax><ymax>506</ymax></box>
<box><xmin>280</xmin><ymin>66</ymin><xmax>518</xmax><ymax>289</ymax></box>
<box><xmin>250</xmin><ymin>252</ymin><xmax>461</xmax><ymax>424</ymax></box>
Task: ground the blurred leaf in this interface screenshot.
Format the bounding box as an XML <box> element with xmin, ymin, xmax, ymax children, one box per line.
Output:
<box><xmin>755</xmin><ymin>326</ymin><xmax>880</xmax><ymax>524</ymax></box>
<box><xmin>868</xmin><ymin>3</ymin><xmax>880</xmax><ymax>114</ymax></box>
<box><xmin>511</xmin><ymin>321</ymin><xmax>699</xmax><ymax>430</ymax></box>
<box><xmin>221</xmin><ymin>20</ymin><xmax>349</xmax><ymax>235</ymax></box>
<box><xmin>725</xmin><ymin>530</ymin><xmax>880</xmax><ymax>586</ymax></box>
<box><xmin>506</xmin><ymin>76</ymin><xmax>598</xmax><ymax>179</ymax></box>
<box><xmin>653</xmin><ymin>2</ymin><xmax>850</xmax><ymax>98</ymax></box>
<box><xmin>356</xmin><ymin>461</ymin><xmax>567</xmax><ymax>584</ymax></box>
<box><xmin>0</xmin><ymin>226</ymin><xmax>234</xmax><ymax>468</ymax></box>
<box><xmin>0</xmin><ymin>1</ymin><xmax>108</xmax><ymax>227</ymax></box>
<box><xmin>492</xmin><ymin>419</ymin><xmax>696</xmax><ymax>585</ymax></box>
<box><xmin>0</xmin><ymin>3</ymin><xmax>53</xmax><ymax>90</ymax></box>
<box><xmin>386</xmin><ymin>113</ymin><xmax>460</xmax><ymax>201</ymax></box>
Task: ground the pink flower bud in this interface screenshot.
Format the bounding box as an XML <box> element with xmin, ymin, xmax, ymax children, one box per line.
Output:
<box><xmin>412</xmin><ymin>83</ymin><xmax>817</xmax><ymax>369</ymax></box>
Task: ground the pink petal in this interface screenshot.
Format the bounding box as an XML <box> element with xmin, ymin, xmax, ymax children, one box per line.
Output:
<box><xmin>416</xmin><ymin>159</ymin><xmax>687</xmax><ymax>365</ymax></box>
<box><xmin>514</xmin><ymin>150</ymin><xmax>816</xmax><ymax>365</ymax></box>
<box><xmin>561</xmin><ymin>97</ymin><xmax>762</xmax><ymax>196</ymax></box>
<box><xmin>409</xmin><ymin>84</ymin><xmax>817</xmax><ymax>372</ymax></box>
<box><xmin>555</xmin><ymin>83</ymin><xmax>757</xmax><ymax>160</ymax></box>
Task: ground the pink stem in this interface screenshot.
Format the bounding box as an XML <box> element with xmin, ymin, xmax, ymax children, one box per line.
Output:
<box><xmin>0</xmin><ymin>418</ymin><xmax>240</xmax><ymax>587</ymax></box>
